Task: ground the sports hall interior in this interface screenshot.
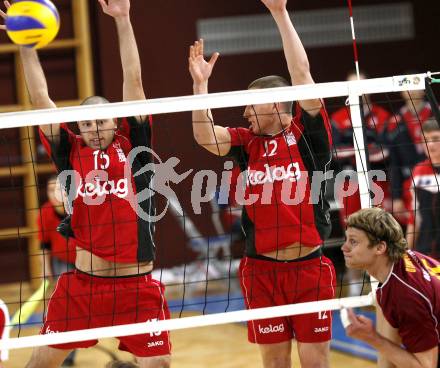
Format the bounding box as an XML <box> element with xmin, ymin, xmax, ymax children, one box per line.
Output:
<box><xmin>0</xmin><ymin>0</ymin><xmax>438</xmax><ymax>366</ymax></box>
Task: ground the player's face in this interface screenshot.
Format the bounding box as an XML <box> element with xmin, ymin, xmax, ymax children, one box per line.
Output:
<box><xmin>400</xmin><ymin>89</ymin><xmax>425</xmax><ymax>104</ymax></box>
<box><xmin>243</xmin><ymin>102</ymin><xmax>280</xmax><ymax>135</ymax></box>
<box><xmin>423</xmin><ymin>130</ymin><xmax>440</xmax><ymax>165</ymax></box>
<box><xmin>47</xmin><ymin>179</ymin><xmax>63</xmax><ymax>207</ymax></box>
<box><xmin>342</xmin><ymin>227</ymin><xmax>379</xmax><ymax>270</ymax></box>
<box><xmin>78</xmin><ymin>119</ymin><xmax>117</xmax><ymax>150</ymax></box>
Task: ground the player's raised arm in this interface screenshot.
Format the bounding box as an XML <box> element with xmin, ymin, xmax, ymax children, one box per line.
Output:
<box><xmin>98</xmin><ymin>0</ymin><xmax>145</xmax><ymax>103</ymax></box>
<box><xmin>261</xmin><ymin>0</ymin><xmax>322</xmax><ymax>115</ymax></box>
<box><xmin>189</xmin><ymin>39</ymin><xmax>231</xmax><ymax>156</ymax></box>
<box><xmin>1</xmin><ymin>1</ymin><xmax>59</xmax><ymax>141</ymax></box>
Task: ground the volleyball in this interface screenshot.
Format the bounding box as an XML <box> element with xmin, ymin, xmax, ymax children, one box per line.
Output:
<box><xmin>5</xmin><ymin>0</ymin><xmax>60</xmax><ymax>49</ymax></box>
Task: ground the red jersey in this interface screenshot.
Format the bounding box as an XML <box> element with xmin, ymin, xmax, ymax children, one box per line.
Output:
<box><xmin>331</xmin><ymin>104</ymin><xmax>390</xmax><ymax>163</ymax></box>
<box><xmin>376</xmin><ymin>250</ymin><xmax>440</xmax><ymax>353</ymax></box>
<box><xmin>227</xmin><ymin>104</ymin><xmax>332</xmax><ymax>256</ymax></box>
<box><xmin>409</xmin><ymin>160</ymin><xmax>440</xmax><ymax>257</ymax></box>
<box><xmin>39</xmin><ymin>117</ymin><xmax>155</xmax><ymax>264</ymax></box>
<box><xmin>37</xmin><ymin>201</ymin><xmax>76</xmax><ymax>264</ymax></box>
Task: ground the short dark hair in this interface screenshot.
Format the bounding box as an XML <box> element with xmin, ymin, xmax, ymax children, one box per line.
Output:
<box><xmin>248</xmin><ymin>75</ymin><xmax>290</xmax><ymax>89</ymax></box>
<box><xmin>422</xmin><ymin>119</ymin><xmax>440</xmax><ymax>134</ymax></box>
<box><xmin>247</xmin><ymin>75</ymin><xmax>293</xmax><ymax>114</ymax></box>
<box><xmin>80</xmin><ymin>95</ymin><xmax>110</xmax><ymax>106</ymax></box>
<box><xmin>47</xmin><ymin>174</ymin><xmax>58</xmax><ymax>183</ymax></box>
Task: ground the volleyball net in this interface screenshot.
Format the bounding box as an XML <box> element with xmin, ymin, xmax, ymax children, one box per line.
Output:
<box><xmin>0</xmin><ymin>72</ymin><xmax>438</xmax><ymax>352</ymax></box>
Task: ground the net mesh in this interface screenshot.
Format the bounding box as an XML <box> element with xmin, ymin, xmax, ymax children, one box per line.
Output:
<box><xmin>0</xmin><ymin>74</ymin><xmax>438</xmax><ymax>355</ymax></box>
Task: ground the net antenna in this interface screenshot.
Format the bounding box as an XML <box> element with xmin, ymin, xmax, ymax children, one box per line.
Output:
<box><xmin>347</xmin><ymin>0</ymin><xmax>361</xmax><ymax>81</ymax></box>
<box><xmin>0</xmin><ymin>73</ymin><xmax>428</xmax><ymax>351</ymax></box>
<box><xmin>346</xmin><ymin>0</ymin><xmax>371</xmax><ymax>211</ymax></box>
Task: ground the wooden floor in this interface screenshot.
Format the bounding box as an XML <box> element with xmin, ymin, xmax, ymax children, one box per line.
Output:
<box><xmin>2</xmin><ymin>283</ymin><xmax>375</xmax><ymax>367</ymax></box>
<box><xmin>6</xmin><ymin>323</ymin><xmax>375</xmax><ymax>368</ymax></box>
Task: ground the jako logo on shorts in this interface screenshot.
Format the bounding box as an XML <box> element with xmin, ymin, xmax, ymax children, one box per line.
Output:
<box><xmin>147</xmin><ymin>341</ymin><xmax>164</xmax><ymax>348</ymax></box>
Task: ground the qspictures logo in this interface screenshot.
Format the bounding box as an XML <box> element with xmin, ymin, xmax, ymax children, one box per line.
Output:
<box><xmin>57</xmin><ymin>146</ymin><xmax>387</xmax><ymax>222</ymax></box>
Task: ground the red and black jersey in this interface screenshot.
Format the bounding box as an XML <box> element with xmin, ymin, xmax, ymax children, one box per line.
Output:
<box><xmin>37</xmin><ymin>201</ymin><xmax>76</xmax><ymax>264</ymax></box>
<box><xmin>331</xmin><ymin>104</ymin><xmax>391</xmax><ymax>165</ymax></box>
<box><xmin>376</xmin><ymin>250</ymin><xmax>440</xmax><ymax>353</ymax></box>
<box><xmin>388</xmin><ymin>103</ymin><xmax>432</xmax><ymax>199</ymax></box>
<box><xmin>409</xmin><ymin>160</ymin><xmax>440</xmax><ymax>258</ymax></box>
<box><xmin>39</xmin><ymin>117</ymin><xmax>155</xmax><ymax>264</ymax></box>
<box><xmin>227</xmin><ymin>104</ymin><xmax>332</xmax><ymax>256</ymax></box>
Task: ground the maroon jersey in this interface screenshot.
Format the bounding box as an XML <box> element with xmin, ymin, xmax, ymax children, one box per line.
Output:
<box><xmin>37</xmin><ymin>201</ymin><xmax>76</xmax><ymax>264</ymax></box>
<box><xmin>39</xmin><ymin>117</ymin><xmax>155</xmax><ymax>263</ymax></box>
<box><xmin>376</xmin><ymin>250</ymin><xmax>440</xmax><ymax>353</ymax></box>
<box><xmin>227</xmin><ymin>104</ymin><xmax>332</xmax><ymax>256</ymax></box>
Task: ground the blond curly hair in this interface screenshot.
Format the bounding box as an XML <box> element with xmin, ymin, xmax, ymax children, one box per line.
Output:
<box><xmin>347</xmin><ymin>208</ymin><xmax>408</xmax><ymax>262</ymax></box>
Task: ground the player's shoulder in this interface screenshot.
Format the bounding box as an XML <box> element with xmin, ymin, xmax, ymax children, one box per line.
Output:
<box><xmin>227</xmin><ymin>126</ymin><xmax>254</xmax><ymax>143</ymax></box>
<box><xmin>59</xmin><ymin>123</ymin><xmax>82</xmax><ymax>145</ymax></box>
<box><xmin>412</xmin><ymin>250</ymin><xmax>440</xmax><ymax>268</ymax></box>
<box><xmin>38</xmin><ymin>201</ymin><xmax>56</xmax><ymax>221</ymax></box>
<box><xmin>413</xmin><ymin>160</ymin><xmax>435</xmax><ymax>177</ymax></box>
<box><xmin>371</xmin><ymin>104</ymin><xmax>391</xmax><ymax>119</ymax></box>
<box><xmin>330</xmin><ymin>106</ymin><xmax>350</xmax><ymax>128</ymax></box>
<box><xmin>228</xmin><ymin>126</ymin><xmax>251</xmax><ymax>135</ymax></box>
<box><xmin>393</xmin><ymin>251</ymin><xmax>439</xmax><ymax>290</ymax></box>
<box><xmin>41</xmin><ymin>201</ymin><xmax>54</xmax><ymax>212</ymax></box>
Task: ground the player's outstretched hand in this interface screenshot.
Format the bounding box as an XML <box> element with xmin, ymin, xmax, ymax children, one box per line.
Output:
<box><xmin>98</xmin><ymin>0</ymin><xmax>130</xmax><ymax>18</ymax></box>
<box><xmin>345</xmin><ymin>308</ymin><xmax>376</xmax><ymax>344</ymax></box>
<box><xmin>0</xmin><ymin>1</ymin><xmax>11</xmax><ymax>31</ymax></box>
<box><xmin>188</xmin><ymin>39</ymin><xmax>219</xmax><ymax>86</ymax></box>
<box><xmin>261</xmin><ymin>0</ymin><xmax>287</xmax><ymax>13</ymax></box>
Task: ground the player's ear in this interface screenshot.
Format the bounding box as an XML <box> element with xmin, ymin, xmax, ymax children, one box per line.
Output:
<box><xmin>376</xmin><ymin>241</ymin><xmax>388</xmax><ymax>256</ymax></box>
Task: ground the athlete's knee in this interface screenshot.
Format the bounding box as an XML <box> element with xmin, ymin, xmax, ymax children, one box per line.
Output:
<box><xmin>297</xmin><ymin>341</ymin><xmax>330</xmax><ymax>368</ymax></box>
<box><xmin>137</xmin><ymin>354</ymin><xmax>171</xmax><ymax>368</ymax></box>
<box><xmin>260</xmin><ymin>346</ymin><xmax>291</xmax><ymax>368</ymax></box>
<box><xmin>25</xmin><ymin>346</ymin><xmax>72</xmax><ymax>368</ymax></box>
<box><xmin>263</xmin><ymin>355</ymin><xmax>291</xmax><ymax>368</ymax></box>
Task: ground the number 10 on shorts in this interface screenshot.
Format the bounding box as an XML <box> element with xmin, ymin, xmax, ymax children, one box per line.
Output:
<box><xmin>146</xmin><ymin>318</ymin><xmax>162</xmax><ymax>337</ymax></box>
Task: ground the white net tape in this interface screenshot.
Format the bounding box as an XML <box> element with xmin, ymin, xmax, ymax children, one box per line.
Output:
<box><xmin>0</xmin><ymin>74</ymin><xmax>426</xmax><ymax>128</ymax></box>
<box><xmin>1</xmin><ymin>295</ymin><xmax>374</xmax><ymax>350</ymax></box>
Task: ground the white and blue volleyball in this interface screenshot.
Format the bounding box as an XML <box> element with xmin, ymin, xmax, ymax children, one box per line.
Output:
<box><xmin>5</xmin><ymin>0</ymin><xmax>60</xmax><ymax>49</ymax></box>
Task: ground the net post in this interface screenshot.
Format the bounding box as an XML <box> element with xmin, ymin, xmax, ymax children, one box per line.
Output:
<box><xmin>348</xmin><ymin>92</ymin><xmax>371</xmax><ymax>209</ymax></box>
<box><xmin>348</xmin><ymin>90</ymin><xmax>380</xmax><ymax>296</ymax></box>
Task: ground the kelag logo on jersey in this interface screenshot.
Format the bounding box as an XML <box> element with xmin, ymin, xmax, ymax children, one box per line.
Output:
<box><xmin>76</xmin><ymin>177</ymin><xmax>128</xmax><ymax>199</ymax></box>
<box><xmin>247</xmin><ymin>162</ymin><xmax>301</xmax><ymax>186</ymax></box>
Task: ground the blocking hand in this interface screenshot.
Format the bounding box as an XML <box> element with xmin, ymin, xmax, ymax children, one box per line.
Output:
<box><xmin>260</xmin><ymin>0</ymin><xmax>287</xmax><ymax>13</ymax></box>
<box><xmin>188</xmin><ymin>39</ymin><xmax>219</xmax><ymax>85</ymax></box>
<box><xmin>98</xmin><ymin>0</ymin><xmax>130</xmax><ymax>18</ymax></box>
<box><xmin>0</xmin><ymin>1</ymin><xmax>11</xmax><ymax>31</ymax></box>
